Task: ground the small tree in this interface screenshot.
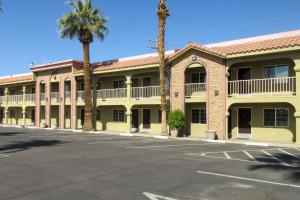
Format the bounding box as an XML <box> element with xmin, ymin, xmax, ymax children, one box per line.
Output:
<box><xmin>168</xmin><ymin>109</ymin><xmax>185</xmax><ymax>136</ymax></box>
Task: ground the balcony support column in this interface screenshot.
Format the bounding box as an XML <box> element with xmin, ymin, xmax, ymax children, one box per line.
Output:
<box><xmin>22</xmin><ymin>109</ymin><xmax>26</xmax><ymax>127</ymax></box>
<box><xmin>295</xmin><ymin>112</ymin><xmax>300</xmax><ymax>145</ymax></box>
<box><xmin>45</xmin><ymin>80</ymin><xmax>51</xmax><ymax>128</ymax></box>
<box><xmin>225</xmin><ymin>111</ymin><xmax>230</xmax><ymax>140</ymax></box>
<box><xmin>294</xmin><ymin>63</ymin><xmax>300</xmax><ymax>144</ymax></box>
<box><xmin>4</xmin><ymin>88</ymin><xmax>9</xmax><ymax>125</ymax></box>
<box><xmin>35</xmin><ymin>81</ymin><xmax>41</xmax><ymax>128</ymax></box>
<box><xmin>92</xmin><ymin>76</ymin><xmax>97</xmax><ymax>130</ymax></box>
<box><xmin>126</xmin><ymin>75</ymin><xmax>132</xmax><ymax>100</ymax></box>
<box><xmin>4</xmin><ymin>109</ymin><xmax>8</xmax><ymax>125</ymax></box>
<box><xmin>71</xmin><ymin>78</ymin><xmax>77</xmax><ymax>130</ymax></box>
<box><xmin>126</xmin><ymin>110</ymin><xmax>132</xmax><ymax>133</ymax></box>
<box><xmin>59</xmin><ymin>79</ymin><xmax>65</xmax><ymax>129</ymax></box>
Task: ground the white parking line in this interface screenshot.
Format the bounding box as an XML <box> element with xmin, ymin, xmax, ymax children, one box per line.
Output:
<box><xmin>88</xmin><ymin>139</ymin><xmax>157</xmax><ymax>145</ymax></box>
<box><xmin>243</xmin><ymin>151</ymin><xmax>256</xmax><ymax>161</ymax></box>
<box><xmin>0</xmin><ymin>154</ymin><xmax>10</xmax><ymax>158</ymax></box>
<box><xmin>127</xmin><ymin>143</ymin><xmax>218</xmax><ymax>149</ymax></box>
<box><xmin>278</xmin><ymin>149</ymin><xmax>299</xmax><ymax>159</ymax></box>
<box><xmin>223</xmin><ymin>152</ymin><xmax>231</xmax><ymax>159</ymax></box>
<box><xmin>197</xmin><ymin>170</ymin><xmax>300</xmax><ymax>188</ymax></box>
<box><xmin>261</xmin><ymin>150</ymin><xmax>291</xmax><ymax>167</ymax></box>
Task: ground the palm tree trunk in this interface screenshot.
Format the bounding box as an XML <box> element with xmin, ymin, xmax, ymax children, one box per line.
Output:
<box><xmin>158</xmin><ymin>0</ymin><xmax>168</xmax><ymax>135</ymax></box>
<box><xmin>83</xmin><ymin>43</ymin><xmax>93</xmax><ymax>131</ymax></box>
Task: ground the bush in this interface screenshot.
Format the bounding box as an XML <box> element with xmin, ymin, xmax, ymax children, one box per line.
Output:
<box><xmin>167</xmin><ymin>109</ymin><xmax>185</xmax><ymax>130</ymax></box>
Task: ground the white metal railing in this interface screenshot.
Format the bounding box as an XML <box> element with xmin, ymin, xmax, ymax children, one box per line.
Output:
<box><xmin>0</xmin><ymin>96</ymin><xmax>4</xmax><ymax>103</ymax></box>
<box><xmin>41</xmin><ymin>93</ymin><xmax>46</xmax><ymax>102</ymax></box>
<box><xmin>228</xmin><ymin>77</ymin><xmax>296</xmax><ymax>96</ymax></box>
<box><xmin>51</xmin><ymin>92</ymin><xmax>60</xmax><ymax>102</ymax></box>
<box><xmin>25</xmin><ymin>94</ymin><xmax>35</xmax><ymax>102</ymax></box>
<box><xmin>185</xmin><ymin>83</ymin><xmax>206</xmax><ymax>97</ymax></box>
<box><xmin>8</xmin><ymin>95</ymin><xmax>23</xmax><ymax>103</ymax></box>
<box><xmin>97</xmin><ymin>88</ymin><xmax>127</xmax><ymax>99</ymax></box>
<box><xmin>131</xmin><ymin>86</ymin><xmax>161</xmax><ymax>99</ymax></box>
<box><xmin>77</xmin><ymin>91</ymin><xmax>84</xmax><ymax>102</ymax></box>
<box><xmin>65</xmin><ymin>91</ymin><xmax>71</xmax><ymax>102</ymax></box>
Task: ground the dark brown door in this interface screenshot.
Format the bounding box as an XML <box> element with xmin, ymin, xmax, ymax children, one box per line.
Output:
<box><xmin>80</xmin><ymin>109</ymin><xmax>85</xmax><ymax>126</ymax></box>
<box><xmin>238</xmin><ymin>108</ymin><xmax>251</xmax><ymax>134</ymax></box>
<box><xmin>31</xmin><ymin>109</ymin><xmax>35</xmax><ymax>124</ymax></box>
<box><xmin>132</xmin><ymin>109</ymin><xmax>139</xmax><ymax>129</ymax></box>
<box><xmin>143</xmin><ymin>109</ymin><xmax>151</xmax><ymax>129</ymax></box>
<box><xmin>238</xmin><ymin>68</ymin><xmax>251</xmax><ymax>94</ymax></box>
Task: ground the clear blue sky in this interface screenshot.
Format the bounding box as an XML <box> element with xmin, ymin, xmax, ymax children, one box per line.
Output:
<box><xmin>1</xmin><ymin>0</ymin><xmax>300</xmax><ymax>76</ymax></box>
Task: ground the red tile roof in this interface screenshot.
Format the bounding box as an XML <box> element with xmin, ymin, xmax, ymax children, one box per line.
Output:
<box><xmin>0</xmin><ymin>74</ymin><xmax>33</xmax><ymax>85</ymax></box>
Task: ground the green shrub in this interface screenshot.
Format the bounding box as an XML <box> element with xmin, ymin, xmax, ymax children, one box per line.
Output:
<box><xmin>167</xmin><ymin>109</ymin><xmax>185</xmax><ymax>130</ymax></box>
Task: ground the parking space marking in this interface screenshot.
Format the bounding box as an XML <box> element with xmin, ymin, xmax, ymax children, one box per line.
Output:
<box><xmin>88</xmin><ymin>139</ymin><xmax>159</xmax><ymax>145</ymax></box>
<box><xmin>143</xmin><ymin>192</ymin><xmax>178</xmax><ymax>200</ymax></box>
<box><xmin>261</xmin><ymin>150</ymin><xmax>291</xmax><ymax>167</ymax></box>
<box><xmin>278</xmin><ymin>149</ymin><xmax>299</xmax><ymax>159</ymax></box>
<box><xmin>0</xmin><ymin>154</ymin><xmax>10</xmax><ymax>158</ymax></box>
<box><xmin>243</xmin><ymin>151</ymin><xmax>256</xmax><ymax>161</ymax></box>
<box><xmin>127</xmin><ymin>143</ymin><xmax>219</xmax><ymax>149</ymax></box>
<box><xmin>197</xmin><ymin>170</ymin><xmax>300</xmax><ymax>189</ymax></box>
<box><xmin>223</xmin><ymin>152</ymin><xmax>231</xmax><ymax>159</ymax></box>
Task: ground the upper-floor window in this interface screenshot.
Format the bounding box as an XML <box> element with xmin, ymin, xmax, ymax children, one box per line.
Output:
<box><xmin>132</xmin><ymin>78</ymin><xmax>139</xmax><ymax>87</ymax></box>
<box><xmin>113</xmin><ymin>80</ymin><xmax>125</xmax><ymax>89</ymax></box>
<box><xmin>191</xmin><ymin>73</ymin><xmax>206</xmax><ymax>83</ymax></box>
<box><xmin>263</xmin><ymin>65</ymin><xmax>288</xmax><ymax>79</ymax></box>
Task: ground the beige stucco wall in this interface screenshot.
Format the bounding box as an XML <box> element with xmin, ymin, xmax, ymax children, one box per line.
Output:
<box><xmin>230</xmin><ymin>103</ymin><xmax>296</xmax><ymax>143</ymax></box>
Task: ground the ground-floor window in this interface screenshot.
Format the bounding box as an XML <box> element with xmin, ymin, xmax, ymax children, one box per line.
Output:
<box><xmin>192</xmin><ymin>109</ymin><xmax>206</xmax><ymax>124</ymax></box>
<box><xmin>264</xmin><ymin>108</ymin><xmax>289</xmax><ymax>127</ymax></box>
<box><xmin>113</xmin><ymin>109</ymin><xmax>125</xmax><ymax>122</ymax></box>
<box><xmin>10</xmin><ymin>110</ymin><xmax>16</xmax><ymax>118</ymax></box>
<box><xmin>96</xmin><ymin>110</ymin><xmax>101</xmax><ymax>121</ymax></box>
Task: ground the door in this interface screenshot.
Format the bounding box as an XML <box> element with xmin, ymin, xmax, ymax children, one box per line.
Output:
<box><xmin>80</xmin><ymin>109</ymin><xmax>85</xmax><ymax>127</ymax></box>
<box><xmin>143</xmin><ymin>77</ymin><xmax>151</xmax><ymax>98</ymax></box>
<box><xmin>31</xmin><ymin>109</ymin><xmax>35</xmax><ymax>125</ymax></box>
<box><xmin>238</xmin><ymin>68</ymin><xmax>251</xmax><ymax>94</ymax></box>
<box><xmin>131</xmin><ymin>109</ymin><xmax>139</xmax><ymax>132</ymax></box>
<box><xmin>143</xmin><ymin>109</ymin><xmax>151</xmax><ymax>131</ymax></box>
<box><xmin>238</xmin><ymin>108</ymin><xmax>252</xmax><ymax>138</ymax></box>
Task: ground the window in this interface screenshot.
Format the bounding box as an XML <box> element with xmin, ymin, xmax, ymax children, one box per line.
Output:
<box><xmin>264</xmin><ymin>65</ymin><xmax>288</xmax><ymax>78</ymax></box>
<box><xmin>96</xmin><ymin>110</ymin><xmax>101</xmax><ymax>121</ymax></box>
<box><xmin>113</xmin><ymin>109</ymin><xmax>125</xmax><ymax>122</ymax></box>
<box><xmin>96</xmin><ymin>81</ymin><xmax>102</xmax><ymax>90</ymax></box>
<box><xmin>10</xmin><ymin>110</ymin><xmax>16</xmax><ymax>118</ymax></box>
<box><xmin>264</xmin><ymin>108</ymin><xmax>288</xmax><ymax>127</ymax></box>
<box><xmin>192</xmin><ymin>109</ymin><xmax>206</xmax><ymax>124</ymax></box>
<box><xmin>132</xmin><ymin>79</ymin><xmax>139</xmax><ymax>87</ymax></box>
<box><xmin>191</xmin><ymin>73</ymin><xmax>206</xmax><ymax>83</ymax></box>
<box><xmin>113</xmin><ymin>80</ymin><xmax>125</xmax><ymax>89</ymax></box>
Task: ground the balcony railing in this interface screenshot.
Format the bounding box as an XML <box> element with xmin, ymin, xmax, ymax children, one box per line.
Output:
<box><xmin>132</xmin><ymin>86</ymin><xmax>161</xmax><ymax>99</ymax></box>
<box><xmin>41</xmin><ymin>93</ymin><xmax>46</xmax><ymax>102</ymax></box>
<box><xmin>185</xmin><ymin>83</ymin><xmax>206</xmax><ymax>97</ymax></box>
<box><xmin>0</xmin><ymin>96</ymin><xmax>4</xmax><ymax>103</ymax></box>
<box><xmin>8</xmin><ymin>95</ymin><xmax>23</xmax><ymax>104</ymax></box>
<box><xmin>97</xmin><ymin>88</ymin><xmax>127</xmax><ymax>99</ymax></box>
<box><xmin>77</xmin><ymin>91</ymin><xmax>84</xmax><ymax>102</ymax></box>
<box><xmin>51</xmin><ymin>92</ymin><xmax>60</xmax><ymax>102</ymax></box>
<box><xmin>25</xmin><ymin>94</ymin><xmax>35</xmax><ymax>102</ymax></box>
<box><xmin>65</xmin><ymin>91</ymin><xmax>71</xmax><ymax>102</ymax></box>
<box><xmin>228</xmin><ymin>77</ymin><xmax>296</xmax><ymax>96</ymax></box>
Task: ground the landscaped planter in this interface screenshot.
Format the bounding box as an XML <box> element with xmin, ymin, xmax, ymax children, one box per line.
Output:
<box><xmin>206</xmin><ymin>130</ymin><xmax>217</xmax><ymax>140</ymax></box>
<box><xmin>40</xmin><ymin>123</ymin><xmax>46</xmax><ymax>128</ymax></box>
<box><xmin>170</xmin><ymin>129</ymin><xmax>178</xmax><ymax>137</ymax></box>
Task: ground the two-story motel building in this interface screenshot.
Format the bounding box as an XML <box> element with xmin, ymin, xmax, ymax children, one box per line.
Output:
<box><xmin>0</xmin><ymin>29</ymin><xmax>300</xmax><ymax>144</ymax></box>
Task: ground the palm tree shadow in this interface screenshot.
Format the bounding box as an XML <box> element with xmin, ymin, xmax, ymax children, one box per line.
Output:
<box><xmin>0</xmin><ymin>132</ymin><xmax>26</xmax><ymax>136</ymax></box>
<box><xmin>248</xmin><ymin>153</ymin><xmax>300</xmax><ymax>182</ymax></box>
<box><xmin>0</xmin><ymin>140</ymin><xmax>67</xmax><ymax>154</ymax></box>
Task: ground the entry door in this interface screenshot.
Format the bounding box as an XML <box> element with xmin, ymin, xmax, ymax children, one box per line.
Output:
<box><xmin>143</xmin><ymin>109</ymin><xmax>151</xmax><ymax>131</ymax></box>
<box><xmin>80</xmin><ymin>109</ymin><xmax>85</xmax><ymax>126</ymax></box>
<box><xmin>31</xmin><ymin>109</ymin><xmax>35</xmax><ymax>125</ymax></box>
<box><xmin>238</xmin><ymin>108</ymin><xmax>252</xmax><ymax>137</ymax></box>
<box><xmin>132</xmin><ymin>109</ymin><xmax>139</xmax><ymax>132</ymax></box>
<box><xmin>238</xmin><ymin>68</ymin><xmax>251</xmax><ymax>94</ymax></box>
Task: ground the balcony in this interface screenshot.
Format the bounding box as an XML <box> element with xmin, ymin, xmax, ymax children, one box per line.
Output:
<box><xmin>97</xmin><ymin>88</ymin><xmax>127</xmax><ymax>99</ymax></box>
<box><xmin>0</xmin><ymin>96</ymin><xmax>4</xmax><ymax>104</ymax></box>
<box><xmin>185</xmin><ymin>83</ymin><xmax>206</xmax><ymax>97</ymax></box>
<box><xmin>65</xmin><ymin>91</ymin><xmax>71</xmax><ymax>102</ymax></box>
<box><xmin>25</xmin><ymin>94</ymin><xmax>35</xmax><ymax>102</ymax></box>
<box><xmin>132</xmin><ymin>86</ymin><xmax>161</xmax><ymax>99</ymax></box>
<box><xmin>51</xmin><ymin>92</ymin><xmax>60</xmax><ymax>103</ymax></box>
<box><xmin>41</xmin><ymin>93</ymin><xmax>46</xmax><ymax>102</ymax></box>
<box><xmin>8</xmin><ymin>95</ymin><xmax>23</xmax><ymax>104</ymax></box>
<box><xmin>77</xmin><ymin>91</ymin><xmax>84</xmax><ymax>102</ymax></box>
<box><xmin>228</xmin><ymin>77</ymin><xmax>296</xmax><ymax>96</ymax></box>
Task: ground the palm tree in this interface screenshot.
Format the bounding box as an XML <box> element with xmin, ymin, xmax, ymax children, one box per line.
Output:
<box><xmin>58</xmin><ymin>0</ymin><xmax>108</xmax><ymax>131</ymax></box>
<box><xmin>157</xmin><ymin>0</ymin><xmax>169</xmax><ymax>135</ymax></box>
<box><xmin>0</xmin><ymin>1</ymin><xmax>3</xmax><ymax>13</ymax></box>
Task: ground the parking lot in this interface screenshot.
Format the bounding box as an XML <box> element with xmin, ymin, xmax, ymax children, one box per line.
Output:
<box><xmin>0</xmin><ymin>126</ymin><xmax>299</xmax><ymax>200</ymax></box>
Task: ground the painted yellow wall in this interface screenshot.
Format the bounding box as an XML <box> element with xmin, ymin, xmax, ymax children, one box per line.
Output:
<box><xmin>8</xmin><ymin>108</ymin><xmax>22</xmax><ymax>125</ymax></box>
<box><xmin>230</xmin><ymin>103</ymin><xmax>296</xmax><ymax>143</ymax></box>
<box><xmin>185</xmin><ymin>103</ymin><xmax>206</xmax><ymax>138</ymax></box>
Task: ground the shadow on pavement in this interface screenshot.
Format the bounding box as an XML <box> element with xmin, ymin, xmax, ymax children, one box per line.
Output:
<box><xmin>248</xmin><ymin>152</ymin><xmax>300</xmax><ymax>182</ymax></box>
<box><xmin>0</xmin><ymin>132</ymin><xmax>26</xmax><ymax>136</ymax></box>
<box><xmin>0</xmin><ymin>139</ymin><xmax>67</xmax><ymax>154</ymax></box>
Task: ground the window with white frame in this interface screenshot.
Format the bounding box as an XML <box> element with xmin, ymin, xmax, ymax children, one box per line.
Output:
<box><xmin>113</xmin><ymin>109</ymin><xmax>125</xmax><ymax>122</ymax></box>
<box><xmin>192</xmin><ymin>109</ymin><xmax>206</xmax><ymax>124</ymax></box>
<box><xmin>263</xmin><ymin>65</ymin><xmax>289</xmax><ymax>78</ymax></box>
<box><xmin>264</xmin><ymin>108</ymin><xmax>289</xmax><ymax>127</ymax></box>
<box><xmin>113</xmin><ymin>80</ymin><xmax>125</xmax><ymax>89</ymax></box>
<box><xmin>191</xmin><ymin>73</ymin><xmax>206</xmax><ymax>83</ymax></box>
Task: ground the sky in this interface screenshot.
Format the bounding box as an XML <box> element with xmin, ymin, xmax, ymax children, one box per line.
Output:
<box><xmin>1</xmin><ymin>0</ymin><xmax>300</xmax><ymax>76</ymax></box>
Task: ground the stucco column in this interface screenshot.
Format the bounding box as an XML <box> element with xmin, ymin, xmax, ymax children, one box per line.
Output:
<box><xmin>225</xmin><ymin>111</ymin><xmax>230</xmax><ymax>140</ymax></box>
<box><xmin>294</xmin><ymin>63</ymin><xmax>300</xmax><ymax>144</ymax></box>
<box><xmin>4</xmin><ymin>109</ymin><xmax>8</xmax><ymax>125</ymax></box>
<box><xmin>45</xmin><ymin>80</ymin><xmax>51</xmax><ymax>128</ymax></box>
<box><xmin>4</xmin><ymin>88</ymin><xmax>9</xmax><ymax>125</ymax></box>
<box><xmin>92</xmin><ymin>76</ymin><xmax>97</xmax><ymax>130</ymax></box>
<box><xmin>59</xmin><ymin>80</ymin><xmax>65</xmax><ymax>129</ymax></box>
<box><xmin>126</xmin><ymin>75</ymin><xmax>132</xmax><ymax>99</ymax></box>
<box><xmin>71</xmin><ymin>78</ymin><xmax>77</xmax><ymax>130</ymax></box>
<box><xmin>35</xmin><ymin>81</ymin><xmax>41</xmax><ymax>127</ymax></box>
<box><xmin>126</xmin><ymin>110</ymin><xmax>132</xmax><ymax>133</ymax></box>
<box><xmin>22</xmin><ymin>109</ymin><xmax>26</xmax><ymax>127</ymax></box>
